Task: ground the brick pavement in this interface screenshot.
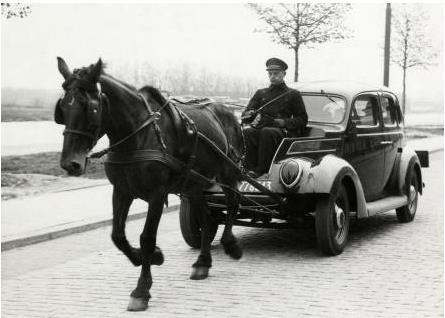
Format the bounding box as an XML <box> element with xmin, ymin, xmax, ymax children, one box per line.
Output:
<box><xmin>2</xmin><ymin>153</ymin><xmax>443</xmax><ymax>317</ymax></box>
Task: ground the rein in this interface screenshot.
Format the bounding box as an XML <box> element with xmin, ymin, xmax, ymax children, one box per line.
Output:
<box><xmin>89</xmin><ymin>94</ymin><xmax>171</xmax><ymax>158</ymax></box>
<box><xmin>87</xmin><ymin>90</ymin><xmax>282</xmax><ymax>205</ymax></box>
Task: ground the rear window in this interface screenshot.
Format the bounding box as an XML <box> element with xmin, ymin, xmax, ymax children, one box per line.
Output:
<box><xmin>381</xmin><ymin>97</ymin><xmax>396</xmax><ymax>126</ymax></box>
<box><xmin>301</xmin><ymin>94</ymin><xmax>346</xmax><ymax>124</ymax></box>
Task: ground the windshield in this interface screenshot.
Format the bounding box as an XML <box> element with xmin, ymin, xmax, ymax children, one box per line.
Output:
<box><xmin>301</xmin><ymin>94</ymin><xmax>346</xmax><ymax>124</ymax></box>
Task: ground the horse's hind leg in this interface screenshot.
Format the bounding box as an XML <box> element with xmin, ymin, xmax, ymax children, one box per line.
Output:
<box><xmin>190</xmin><ymin>194</ymin><xmax>213</xmax><ymax>280</ymax></box>
<box><xmin>220</xmin><ymin>185</ymin><xmax>243</xmax><ymax>260</ymax></box>
<box><xmin>128</xmin><ymin>190</ymin><xmax>166</xmax><ymax>311</ymax></box>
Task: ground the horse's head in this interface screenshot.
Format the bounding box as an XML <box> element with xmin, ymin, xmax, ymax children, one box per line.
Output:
<box><xmin>55</xmin><ymin>57</ymin><xmax>105</xmax><ymax>176</ymax></box>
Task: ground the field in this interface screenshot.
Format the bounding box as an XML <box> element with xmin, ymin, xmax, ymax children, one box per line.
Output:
<box><xmin>1</xmin><ymin>104</ymin><xmax>55</xmax><ymax>122</ymax></box>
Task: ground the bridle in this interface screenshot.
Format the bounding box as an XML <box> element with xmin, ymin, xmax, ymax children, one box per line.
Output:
<box><xmin>59</xmin><ymin>75</ymin><xmax>172</xmax><ymax>159</ymax></box>
<box><xmin>61</xmin><ymin>78</ymin><xmax>105</xmax><ymax>146</ymax></box>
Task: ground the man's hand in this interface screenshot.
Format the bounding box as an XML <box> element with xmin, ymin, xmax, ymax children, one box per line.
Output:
<box><xmin>241</xmin><ymin>110</ymin><xmax>257</xmax><ymax>124</ymax></box>
<box><xmin>273</xmin><ymin>118</ymin><xmax>286</xmax><ymax>128</ymax></box>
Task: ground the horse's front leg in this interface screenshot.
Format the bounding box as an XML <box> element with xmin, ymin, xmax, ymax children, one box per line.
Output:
<box><xmin>110</xmin><ymin>187</ymin><xmax>142</xmax><ymax>266</ymax></box>
<box><xmin>220</xmin><ymin>187</ymin><xmax>243</xmax><ymax>259</ymax></box>
<box><xmin>111</xmin><ymin>187</ymin><xmax>164</xmax><ymax>267</ymax></box>
<box><xmin>190</xmin><ymin>194</ymin><xmax>213</xmax><ymax>280</ymax></box>
<box><xmin>127</xmin><ymin>190</ymin><xmax>166</xmax><ymax>312</ymax></box>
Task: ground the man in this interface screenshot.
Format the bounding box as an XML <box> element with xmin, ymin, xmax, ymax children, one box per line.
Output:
<box><xmin>242</xmin><ymin>58</ymin><xmax>308</xmax><ymax>178</ymax></box>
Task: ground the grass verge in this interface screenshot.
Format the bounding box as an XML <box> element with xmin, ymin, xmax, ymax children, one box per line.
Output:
<box><xmin>2</xmin><ymin>152</ymin><xmax>106</xmax><ymax>186</ymax></box>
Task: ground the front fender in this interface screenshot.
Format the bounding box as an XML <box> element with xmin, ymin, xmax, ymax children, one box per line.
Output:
<box><xmin>270</xmin><ymin>155</ymin><xmax>367</xmax><ymax>218</ymax></box>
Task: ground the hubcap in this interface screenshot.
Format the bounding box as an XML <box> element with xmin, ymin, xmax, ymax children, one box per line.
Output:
<box><xmin>335</xmin><ymin>204</ymin><xmax>345</xmax><ymax>230</ymax></box>
<box><xmin>408</xmin><ymin>184</ymin><xmax>417</xmax><ymax>212</ymax></box>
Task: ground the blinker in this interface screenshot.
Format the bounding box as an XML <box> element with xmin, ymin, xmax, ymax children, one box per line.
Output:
<box><xmin>54</xmin><ymin>99</ymin><xmax>65</xmax><ymax>125</ymax></box>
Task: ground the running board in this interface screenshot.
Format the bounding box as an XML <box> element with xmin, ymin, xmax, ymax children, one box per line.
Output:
<box><xmin>366</xmin><ymin>195</ymin><xmax>408</xmax><ymax>217</ymax></box>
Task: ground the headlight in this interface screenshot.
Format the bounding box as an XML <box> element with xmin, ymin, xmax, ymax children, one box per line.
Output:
<box><xmin>279</xmin><ymin>158</ymin><xmax>304</xmax><ymax>189</ymax></box>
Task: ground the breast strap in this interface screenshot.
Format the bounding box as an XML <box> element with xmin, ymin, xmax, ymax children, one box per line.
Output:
<box><xmin>104</xmin><ymin>149</ymin><xmax>215</xmax><ymax>189</ymax></box>
<box><xmin>105</xmin><ymin>149</ymin><xmax>184</xmax><ymax>170</ymax></box>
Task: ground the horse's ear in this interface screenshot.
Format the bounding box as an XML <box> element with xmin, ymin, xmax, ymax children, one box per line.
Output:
<box><xmin>57</xmin><ymin>57</ymin><xmax>72</xmax><ymax>79</ymax></box>
<box><xmin>54</xmin><ymin>99</ymin><xmax>65</xmax><ymax>125</ymax></box>
<box><xmin>88</xmin><ymin>58</ymin><xmax>103</xmax><ymax>83</ymax></box>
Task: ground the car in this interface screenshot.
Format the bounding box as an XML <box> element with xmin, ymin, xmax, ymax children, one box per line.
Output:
<box><xmin>179</xmin><ymin>80</ymin><xmax>429</xmax><ymax>256</ymax></box>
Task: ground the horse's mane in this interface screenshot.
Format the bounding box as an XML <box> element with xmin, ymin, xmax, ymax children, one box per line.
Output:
<box><xmin>73</xmin><ymin>63</ymin><xmax>138</xmax><ymax>93</ymax></box>
<box><xmin>139</xmin><ymin>86</ymin><xmax>167</xmax><ymax>106</ymax></box>
<box><xmin>73</xmin><ymin>62</ymin><xmax>106</xmax><ymax>78</ymax></box>
<box><xmin>103</xmin><ymin>73</ymin><xmax>137</xmax><ymax>92</ymax></box>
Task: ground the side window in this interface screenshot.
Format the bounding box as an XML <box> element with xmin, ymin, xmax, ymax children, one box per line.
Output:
<box><xmin>381</xmin><ymin>96</ymin><xmax>397</xmax><ymax>126</ymax></box>
<box><xmin>351</xmin><ymin>95</ymin><xmax>379</xmax><ymax>127</ymax></box>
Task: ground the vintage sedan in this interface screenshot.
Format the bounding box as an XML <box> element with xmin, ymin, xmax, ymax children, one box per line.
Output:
<box><xmin>179</xmin><ymin>81</ymin><xmax>429</xmax><ymax>256</ymax></box>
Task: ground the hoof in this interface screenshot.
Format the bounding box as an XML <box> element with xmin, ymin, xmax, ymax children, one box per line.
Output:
<box><xmin>228</xmin><ymin>245</ymin><xmax>242</xmax><ymax>260</ymax></box>
<box><xmin>190</xmin><ymin>266</ymin><xmax>209</xmax><ymax>280</ymax></box>
<box><xmin>222</xmin><ymin>240</ymin><xmax>243</xmax><ymax>260</ymax></box>
<box><xmin>127</xmin><ymin>297</ymin><xmax>148</xmax><ymax>311</ymax></box>
<box><xmin>129</xmin><ymin>248</ymin><xmax>142</xmax><ymax>267</ymax></box>
<box><xmin>151</xmin><ymin>247</ymin><xmax>164</xmax><ymax>266</ymax></box>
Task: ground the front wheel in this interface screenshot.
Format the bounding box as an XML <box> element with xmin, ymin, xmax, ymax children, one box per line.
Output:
<box><xmin>179</xmin><ymin>197</ymin><xmax>218</xmax><ymax>248</ymax></box>
<box><xmin>396</xmin><ymin>169</ymin><xmax>419</xmax><ymax>223</ymax></box>
<box><xmin>315</xmin><ymin>184</ymin><xmax>350</xmax><ymax>256</ymax></box>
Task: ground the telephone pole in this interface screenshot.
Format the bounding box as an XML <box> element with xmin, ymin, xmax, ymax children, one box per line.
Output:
<box><xmin>383</xmin><ymin>3</ymin><xmax>391</xmax><ymax>86</ymax></box>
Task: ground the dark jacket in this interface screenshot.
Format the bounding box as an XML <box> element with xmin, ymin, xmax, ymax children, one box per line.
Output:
<box><xmin>242</xmin><ymin>82</ymin><xmax>308</xmax><ymax>136</ymax></box>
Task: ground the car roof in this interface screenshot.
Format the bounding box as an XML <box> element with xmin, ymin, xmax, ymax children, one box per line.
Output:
<box><xmin>288</xmin><ymin>80</ymin><xmax>397</xmax><ymax>101</ymax></box>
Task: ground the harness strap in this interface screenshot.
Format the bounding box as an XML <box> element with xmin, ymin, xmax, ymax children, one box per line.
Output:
<box><xmin>106</xmin><ymin>149</ymin><xmax>183</xmax><ymax>169</ymax></box>
<box><xmin>63</xmin><ymin>129</ymin><xmax>96</xmax><ymax>140</ymax></box>
<box><xmin>105</xmin><ymin>149</ymin><xmax>214</xmax><ymax>189</ymax></box>
<box><xmin>89</xmin><ymin>94</ymin><xmax>171</xmax><ymax>158</ymax></box>
<box><xmin>180</xmin><ymin>120</ymin><xmax>199</xmax><ymax>193</ymax></box>
<box><xmin>105</xmin><ymin>116</ymin><xmax>158</xmax><ymax>150</ymax></box>
<box><xmin>197</xmin><ymin>131</ymin><xmax>283</xmax><ymax>204</ymax></box>
<box><xmin>138</xmin><ymin>93</ymin><xmax>168</xmax><ymax>151</ymax></box>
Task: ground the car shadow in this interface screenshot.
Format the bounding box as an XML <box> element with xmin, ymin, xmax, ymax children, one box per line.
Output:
<box><xmin>213</xmin><ymin>212</ymin><xmax>404</xmax><ymax>259</ymax></box>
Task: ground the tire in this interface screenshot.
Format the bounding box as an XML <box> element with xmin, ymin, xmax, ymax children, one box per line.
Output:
<box><xmin>179</xmin><ymin>197</ymin><xmax>218</xmax><ymax>248</ymax></box>
<box><xmin>315</xmin><ymin>183</ymin><xmax>350</xmax><ymax>256</ymax></box>
<box><xmin>396</xmin><ymin>168</ymin><xmax>419</xmax><ymax>223</ymax></box>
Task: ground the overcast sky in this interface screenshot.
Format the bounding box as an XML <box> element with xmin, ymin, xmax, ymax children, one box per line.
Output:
<box><xmin>1</xmin><ymin>3</ymin><xmax>443</xmax><ymax>102</ymax></box>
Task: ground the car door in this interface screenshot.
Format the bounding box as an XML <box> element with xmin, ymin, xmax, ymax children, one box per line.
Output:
<box><xmin>343</xmin><ymin>92</ymin><xmax>385</xmax><ymax>201</ymax></box>
<box><xmin>379</xmin><ymin>92</ymin><xmax>403</xmax><ymax>188</ymax></box>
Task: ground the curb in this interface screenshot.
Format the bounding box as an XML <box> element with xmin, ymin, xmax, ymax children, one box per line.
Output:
<box><xmin>1</xmin><ymin>204</ymin><xmax>180</xmax><ymax>252</ymax></box>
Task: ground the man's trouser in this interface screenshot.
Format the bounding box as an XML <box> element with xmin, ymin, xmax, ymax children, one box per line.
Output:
<box><xmin>243</xmin><ymin>126</ymin><xmax>286</xmax><ymax>174</ymax></box>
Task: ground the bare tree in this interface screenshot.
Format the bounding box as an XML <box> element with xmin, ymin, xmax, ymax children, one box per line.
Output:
<box><xmin>391</xmin><ymin>4</ymin><xmax>437</xmax><ymax>115</ymax></box>
<box><xmin>1</xmin><ymin>3</ymin><xmax>31</xmax><ymax>19</ymax></box>
<box><xmin>248</xmin><ymin>3</ymin><xmax>351</xmax><ymax>82</ymax></box>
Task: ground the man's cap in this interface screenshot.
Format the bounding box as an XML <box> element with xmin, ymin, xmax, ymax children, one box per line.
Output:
<box><xmin>266</xmin><ymin>58</ymin><xmax>288</xmax><ymax>71</ymax></box>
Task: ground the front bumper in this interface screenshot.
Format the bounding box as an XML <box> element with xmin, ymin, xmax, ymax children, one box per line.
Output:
<box><xmin>204</xmin><ymin>191</ymin><xmax>324</xmax><ymax>219</ymax></box>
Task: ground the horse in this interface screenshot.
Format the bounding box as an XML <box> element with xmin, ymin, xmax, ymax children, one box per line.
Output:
<box><xmin>54</xmin><ymin>57</ymin><xmax>244</xmax><ymax>311</ymax></box>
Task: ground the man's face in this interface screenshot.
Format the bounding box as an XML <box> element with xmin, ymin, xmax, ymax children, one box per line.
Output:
<box><xmin>268</xmin><ymin>70</ymin><xmax>286</xmax><ymax>85</ymax></box>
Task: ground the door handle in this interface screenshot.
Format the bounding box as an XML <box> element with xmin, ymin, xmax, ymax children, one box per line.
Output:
<box><xmin>380</xmin><ymin>141</ymin><xmax>393</xmax><ymax>145</ymax></box>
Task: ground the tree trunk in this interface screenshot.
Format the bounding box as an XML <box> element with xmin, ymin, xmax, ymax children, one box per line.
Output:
<box><xmin>294</xmin><ymin>47</ymin><xmax>299</xmax><ymax>82</ymax></box>
<box><xmin>402</xmin><ymin>27</ymin><xmax>408</xmax><ymax>117</ymax></box>
<box><xmin>402</xmin><ymin>67</ymin><xmax>406</xmax><ymax>116</ymax></box>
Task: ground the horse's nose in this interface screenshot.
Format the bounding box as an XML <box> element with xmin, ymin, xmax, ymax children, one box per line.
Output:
<box><xmin>61</xmin><ymin>160</ymin><xmax>84</xmax><ymax>176</ymax></box>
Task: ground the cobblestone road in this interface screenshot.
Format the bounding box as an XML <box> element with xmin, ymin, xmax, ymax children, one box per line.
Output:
<box><xmin>2</xmin><ymin>153</ymin><xmax>443</xmax><ymax>317</ymax></box>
